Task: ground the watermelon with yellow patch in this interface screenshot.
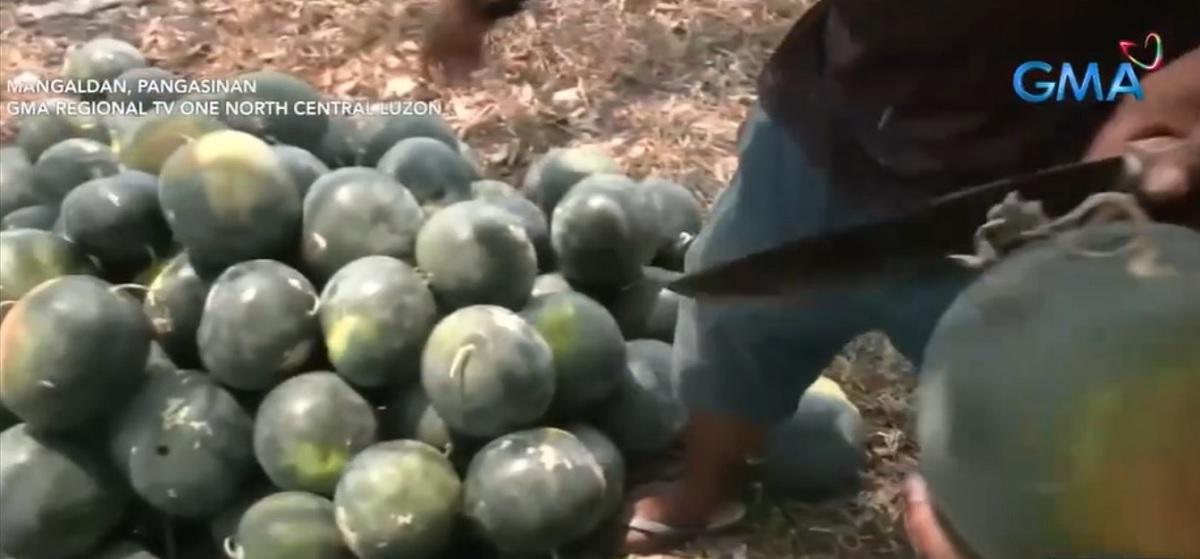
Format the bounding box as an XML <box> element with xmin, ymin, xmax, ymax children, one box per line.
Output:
<box><xmin>520</xmin><ymin>292</ymin><xmax>626</xmax><ymax>416</ymax></box>
<box><xmin>231</xmin><ymin>492</ymin><xmax>352</xmax><ymax>559</ymax></box>
<box><xmin>0</xmin><ymin>275</ymin><xmax>151</xmax><ymax>433</ymax></box>
<box><xmin>62</xmin><ymin>38</ymin><xmax>146</xmax><ymax>100</ymax></box>
<box><xmin>319</xmin><ymin>255</ymin><xmax>438</xmax><ymax>388</ymax></box>
<box><xmin>143</xmin><ymin>252</ymin><xmax>210</xmax><ymax>367</ymax></box>
<box><xmin>221</xmin><ymin>71</ymin><xmax>328</xmax><ymax>151</ymax></box>
<box><xmin>118</xmin><ymin>114</ymin><xmax>226</xmax><ymax>175</ymax></box>
<box><xmin>918</xmin><ymin>222</ymin><xmax>1200</xmax><ymax>559</ymax></box>
<box><xmin>158</xmin><ymin>130</ymin><xmax>300</xmax><ymax>275</ymax></box>
<box><xmin>522</xmin><ymin>147</ymin><xmax>620</xmax><ymax>217</ymax></box>
<box><xmin>0</xmin><ymin>229</ymin><xmax>95</xmax><ymax>319</ymax></box>
<box><xmin>108</xmin><ymin>369</ymin><xmax>255</xmax><ymax>518</ymax></box>
<box><xmin>333</xmin><ymin>440</ymin><xmax>462</xmax><ymax>559</ymax></box>
<box><xmin>32</xmin><ymin>138</ymin><xmax>120</xmax><ymax>204</ymax></box>
<box><xmin>253</xmin><ymin>372</ymin><xmax>378</xmax><ymax>495</ymax></box>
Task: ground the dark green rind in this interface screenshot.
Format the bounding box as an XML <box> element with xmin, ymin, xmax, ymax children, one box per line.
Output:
<box><xmin>549</xmin><ymin>173</ymin><xmax>658</xmax><ymax>287</ymax></box>
<box><xmin>522</xmin><ymin>147</ymin><xmax>620</xmax><ymax>217</ymax></box>
<box><xmin>32</xmin><ymin>138</ymin><xmax>120</xmax><ymax>204</ymax></box>
<box><xmin>476</xmin><ymin>193</ymin><xmax>554</xmax><ymax>272</ymax></box>
<box><xmin>234</xmin><ymin>492</ymin><xmax>353</xmax><ymax>559</ymax></box>
<box><xmin>530</xmin><ymin>273</ymin><xmax>573</xmax><ymax>298</ymax></box>
<box><xmin>0</xmin><ymin>424</ymin><xmax>130</xmax><ymax>559</ymax></box>
<box><xmin>759</xmin><ymin>377</ymin><xmax>865</xmax><ymax>501</ymax></box>
<box><xmin>0</xmin><ymin>275</ymin><xmax>150</xmax><ymax>433</ymax></box>
<box><xmin>640</xmin><ymin>177</ymin><xmax>702</xmax><ymax>266</ymax></box>
<box><xmin>1</xmin><ymin>206</ymin><xmax>58</xmax><ymax>231</ymax></box>
<box><xmin>376</xmin><ymin>137</ymin><xmax>478</xmax><ymax>210</ymax></box>
<box><xmin>359</xmin><ymin>114</ymin><xmax>459</xmax><ymax>167</ymax></box>
<box><xmin>118</xmin><ymin>114</ymin><xmax>227</xmax><ymax>175</ymax></box>
<box><xmin>319</xmin><ymin>256</ymin><xmax>438</xmax><ymax>388</ymax></box>
<box><xmin>196</xmin><ymin>260</ymin><xmax>319</xmax><ymax>391</ymax></box>
<box><xmin>158</xmin><ymin>130</ymin><xmax>300</xmax><ymax>275</ymax></box>
<box><xmin>382</xmin><ymin>385</ymin><xmax>454</xmax><ymax>454</ymax></box>
<box><xmin>301</xmin><ymin>167</ymin><xmax>425</xmax><ymax>282</ymax></box>
<box><xmin>589</xmin><ymin>266</ymin><xmax>678</xmax><ymax>341</ymax></box>
<box><xmin>273</xmin><ymin>144</ymin><xmax>330</xmax><ymax>199</ymax></box>
<box><xmin>313</xmin><ymin>115</ymin><xmax>361</xmax><ymax>168</ymax></box>
<box><xmin>0</xmin><ymin>146</ymin><xmax>37</xmax><ymax>218</ymax></box>
<box><xmin>0</xmin><ymin>229</ymin><xmax>95</xmax><ymax>306</ymax></box>
<box><xmin>144</xmin><ymin>252</ymin><xmax>210</xmax><ymax>367</ymax></box>
<box><xmin>14</xmin><ymin>99</ymin><xmax>111</xmax><ymax>161</ymax></box>
<box><xmin>463</xmin><ymin>427</ymin><xmax>608</xmax><ymax>554</ymax></box>
<box><xmin>421</xmin><ymin>305</ymin><xmax>555</xmax><ymax>438</ymax></box>
<box><xmin>209</xmin><ymin>482</ymin><xmax>276</xmax><ymax>551</ymax></box>
<box><xmin>566</xmin><ymin>424</ymin><xmax>626</xmax><ymax>523</ymax></box>
<box><xmin>108</xmin><ymin>67</ymin><xmax>182</xmax><ymax>113</ymax></box>
<box><xmin>521</xmin><ymin>292</ymin><xmax>626</xmax><ymax>415</ymax></box>
<box><xmin>593</xmin><ymin>339</ymin><xmax>687</xmax><ymax>455</ymax></box>
<box><xmin>471</xmin><ymin>179</ymin><xmax>519</xmax><ymax>199</ymax></box>
<box><xmin>59</xmin><ymin>171</ymin><xmax>171</xmax><ymax>269</ymax></box>
<box><xmin>253</xmin><ymin>372</ymin><xmax>379</xmax><ymax>495</ymax></box>
<box><xmin>95</xmin><ymin>541</ymin><xmax>160</xmax><ymax>559</ymax></box>
<box><xmin>415</xmin><ymin>199</ymin><xmax>537</xmax><ymax>312</ymax></box>
<box><xmin>334</xmin><ymin>440</ymin><xmax>462</xmax><ymax>559</ymax></box>
<box><xmin>108</xmin><ymin>369</ymin><xmax>255</xmax><ymax>518</ymax></box>
<box><xmin>221</xmin><ymin>71</ymin><xmax>328</xmax><ymax>151</ymax></box>
<box><xmin>62</xmin><ymin>38</ymin><xmax>146</xmax><ymax>100</ymax></box>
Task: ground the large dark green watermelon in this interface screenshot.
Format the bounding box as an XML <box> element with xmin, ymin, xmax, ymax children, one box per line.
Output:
<box><xmin>108</xmin><ymin>369</ymin><xmax>255</xmax><ymax>517</ymax></box>
<box><xmin>0</xmin><ymin>146</ymin><xmax>37</xmax><ymax>218</ymax></box>
<box><xmin>197</xmin><ymin>260</ymin><xmax>319</xmax><ymax>391</ymax></box>
<box><xmin>0</xmin><ymin>276</ymin><xmax>150</xmax><ymax>432</ymax></box>
<box><xmin>62</xmin><ymin>38</ymin><xmax>146</xmax><ymax>100</ymax></box>
<box><xmin>520</xmin><ymin>292</ymin><xmax>626</xmax><ymax>415</ymax></box>
<box><xmin>108</xmin><ymin>67</ymin><xmax>181</xmax><ymax>112</ymax></box>
<box><xmin>550</xmin><ymin>173</ymin><xmax>658</xmax><ymax>288</ymax></box>
<box><xmin>59</xmin><ymin>171</ymin><xmax>172</xmax><ymax>271</ymax></box>
<box><xmin>566</xmin><ymin>424</ymin><xmax>626</xmax><ymax>523</ymax></box>
<box><xmin>0</xmin><ymin>424</ymin><xmax>130</xmax><ymax>559</ymax></box>
<box><xmin>273</xmin><ymin>144</ymin><xmax>329</xmax><ymax>199</ymax></box>
<box><xmin>381</xmin><ymin>384</ymin><xmax>454</xmax><ymax>454</ymax></box>
<box><xmin>221</xmin><ymin>71</ymin><xmax>327</xmax><ymax>150</ymax></box>
<box><xmin>421</xmin><ymin>305</ymin><xmax>555</xmax><ymax>438</ymax></box>
<box><xmin>522</xmin><ymin>147</ymin><xmax>619</xmax><ymax>217</ymax></box>
<box><xmin>143</xmin><ymin>252</ymin><xmax>209</xmax><ymax>367</ymax></box>
<box><xmin>640</xmin><ymin>177</ymin><xmax>703</xmax><ymax>268</ymax></box>
<box><xmin>463</xmin><ymin>427</ymin><xmax>609</xmax><ymax>554</ymax></box>
<box><xmin>376</xmin><ymin>137</ymin><xmax>479</xmax><ymax>210</ymax></box>
<box><xmin>359</xmin><ymin>113</ymin><xmax>459</xmax><ymax>166</ymax></box>
<box><xmin>334</xmin><ymin>440</ymin><xmax>462</xmax><ymax>559</ymax></box>
<box><xmin>32</xmin><ymin>138</ymin><xmax>120</xmax><ymax>204</ymax></box>
<box><xmin>0</xmin><ymin>229</ymin><xmax>95</xmax><ymax>311</ymax></box>
<box><xmin>232</xmin><ymin>492</ymin><xmax>352</xmax><ymax>559</ymax></box>
<box><xmin>300</xmin><ymin>167</ymin><xmax>425</xmax><ymax>282</ymax></box>
<box><xmin>319</xmin><ymin>256</ymin><xmax>438</xmax><ymax>387</ymax></box>
<box><xmin>159</xmin><ymin>129</ymin><xmax>300</xmax><ymax>274</ymax></box>
<box><xmin>415</xmin><ymin>199</ymin><xmax>538</xmax><ymax>311</ymax></box>
<box><xmin>253</xmin><ymin>372</ymin><xmax>378</xmax><ymax>495</ymax></box>
<box><xmin>1</xmin><ymin>205</ymin><xmax>59</xmax><ymax>231</ymax></box>
<box><xmin>594</xmin><ymin>266</ymin><xmax>680</xmax><ymax>341</ymax></box>
<box><xmin>594</xmin><ymin>339</ymin><xmax>687</xmax><ymax>454</ymax></box>
<box><xmin>758</xmin><ymin>377</ymin><xmax>865</xmax><ymax>501</ymax></box>
<box><xmin>117</xmin><ymin>114</ymin><xmax>227</xmax><ymax>175</ymax></box>
<box><xmin>14</xmin><ymin>99</ymin><xmax>111</xmax><ymax>161</ymax></box>
<box><xmin>476</xmin><ymin>192</ymin><xmax>554</xmax><ymax>271</ymax></box>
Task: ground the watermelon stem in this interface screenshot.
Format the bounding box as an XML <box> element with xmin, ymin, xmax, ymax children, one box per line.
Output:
<box><xmin>109</xmin><ymin>283</ymin><xmax>150</xmax><ymax>299</ymax></box>
<box><xmin>223</xmin><ymin>536</ymin><xmax>243</xmax><ymax>559</ymax></box>
<box><xmin>450</xmin><ymin>343</ymin><xmax>476</xmax><ymax>410</ymax></box>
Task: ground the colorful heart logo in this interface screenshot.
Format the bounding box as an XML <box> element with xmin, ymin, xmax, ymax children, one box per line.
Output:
<box><xmin>1119</xmin><ymin>32</ymin><xmax>1163</xmax><ymax>71</ymax></box>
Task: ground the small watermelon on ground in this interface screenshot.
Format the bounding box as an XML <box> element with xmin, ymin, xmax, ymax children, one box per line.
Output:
<box><xmin>550</xmin><ymin>173</ymin><xmax>659</xmax><ymax>288</ymax></box>
<box><xmin>221</xmin><ymin>71</ymin><xmax>327</xmax><ymax>150</ymax></box>
<box><xmin>58</xmin><ymin>171</ymin><xmax>171</xmax><ymax>272</ymax></box>
<box><xmin>232</xmin><ymin>492</ymin><xmax>352</xmax><ymax>559</ymax></box>
<box><xmin>14</xmin><ymin>99</ymin><xmax>111</xmax><ymax>161</ymax></box>
<box><xmin>463</xmin><ymin>427</ymin><xmax>609</xmax><ymax>554</ymax></box>
<box><xmin>521</xmin><ymin>292</ymin><xmax>627</xmax><ymax>416</ymax></box>
<box><xmin>158</xmin><ymin>130</ymin><xmax>300</xmax><ymax>274</ymax></box>
<box><xmin>118</xmin><ymin>113</ymin><xmax>226</xmax><ymax>174</ymax></box>
<box><xmin>381</xmin><ymin>384</ymin><xmax>454</xmax><ymax>454</ymax></box>
<box><xmin>1</xmin><ymin>205</ymin><xmax>59</xmax><ymax>231</ymax></box>
<box><xmin>757</xmin><ymin>376</ymin><xmax>866</xmax><ymax>501</ymax></box>
<box><xmin>0</xmin><ymin>146</ymin><xmax>37</xmax><ymax>217</ymax></box>
<box><xmin>253</xmin><ymin>372</ymin><xmax>379</xmax><ymax>495</ymax></box>
<box><xmin>0</xmin><ymin>424</ymin><xmax>131</xmax><ymax>559</ymax></box>
<box><xmin>62</xmin><ymin>38</ymin><xmax>146</xmax><ymax>100</ymax></box>
<box><xmin>334</xmin><ymin>440</ymin><xmax>462</xmax><ymax>559</ymax></box>
<box><xmin>109</xmin><ymin>67</ymin><xmax>181</xmax><ymax>112</ymax></box>
<box><xmin>31</xmin><ymin>138</ymin><xmax>120</xmax><ymax>204</ymax></box>
<box><xmin>143</xmin><ymin>252</ymin><xmax>210</xmax><ymax>367</ymax></box>
<box><xmin>477</xmin><ymin>192</ymin><xmax>554</xmax><ymax>271</ymax></box>
<box><xmin>197</xmin><ymin>259</ymin><xmax>319</xmax><ymax>391</ymax></box>
<box><xmin>415</xmin><ymin>199</ymin><xmax>538</xmax><ymax>311</ymax></box>
<box><xmin>108</xmin><ymin>369</ymin><xmax>255</xmax><ymax>518</ymax></box>
<box><xmin>421</xmin><ymin>305</ymin><xmax>555</xmax><ymax>438</ymax></box>
<box><xmin>301</xmin><ymin>167</ymin><xmax>425</xmax><ymax>282</ymax></box>
<box><xmin>377</xmin><ymin>137</ymin><xmax>479</xmax><ymax>210</ymax></box>
<box><xmin>358</xmin><ymin>113</ymin><xmax>459</xmax><ymax>166</ymax></box>
<box><xmin>319</xmin><ymin>256</ymin><xmax>438</xmax><ymax>387</ymax></box>
<box><xmin>531</xmin><ymin>272</ymin><xmax>573</xmax><ymax>298</ymax></box>
<box><xmin>594</xmin><ymin>339</ymin><xmax>688</xmax><ymax>455</ymax></box>
<box><xmin>0</xmin><ymin>229</ymin><xmax>95</xmax><ymax>310</ymax></box>
<box><xmin>640</xmin><ymin>177</ymin><xmax>703</xmax><ymax>268</ymax></box>
<box><xmin>522</xmin><ymin>147</ymin><xmax>620</xmax><ymax>217</ymax></box>
<box><xmin>273</xmin><ymin>144</ymin><xmax>330</xmax><ymax>199</ymax></box>
<box><xmin>0</xmin><ymin>275</ymin><xmax>150</xmax><ymax>433</ymax></box>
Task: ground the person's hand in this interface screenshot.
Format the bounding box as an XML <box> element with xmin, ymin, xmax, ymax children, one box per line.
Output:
<box><xmin>903</xmin><ymin>474</ymin><xmax>963</xmax><ymax>559</ymax></box>
<box><xmin>420</xmin><ymin>0</ymin><xmax>493</xmax><ymax>85</ymax></box>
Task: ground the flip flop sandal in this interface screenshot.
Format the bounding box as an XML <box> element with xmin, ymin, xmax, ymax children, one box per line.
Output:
<box><xmin>625</xmin><ymin>500</ymin><xmax>748</xmax><ymax>548</ymax></box>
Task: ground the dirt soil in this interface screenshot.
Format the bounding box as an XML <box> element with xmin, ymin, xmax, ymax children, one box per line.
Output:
<box><xmin>0</xmin><ymin>0</ymin><xmax>919</xmax><ymax>556</ymax></box>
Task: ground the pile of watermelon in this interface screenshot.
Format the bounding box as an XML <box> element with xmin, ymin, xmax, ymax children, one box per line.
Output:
<box><xmin>0</xmin><ymin>38</ymin><xmax>866</xmax><ymax>559</ymax></box>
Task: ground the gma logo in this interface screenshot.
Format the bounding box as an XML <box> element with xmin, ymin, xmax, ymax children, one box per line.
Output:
<box><xmin>1011</xmin><ymin>61</ymin><xmax>1143</xmax><ymax>103</ymax></box>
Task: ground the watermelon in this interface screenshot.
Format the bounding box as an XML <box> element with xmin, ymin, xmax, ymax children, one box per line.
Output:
<box><xmin>273</xmin><ymin>144</ymin><xmax>330</xmax><ymax>199</ymax></box>
<box><xmin>253</xmin><ymin>372</ymin><xmax>379</xmax><ymax>495</ymax></box>
<box><xmin>232</xmin><ymin>492</ymin><xmax>352</xmax><ymax>559</ymax></box>
<box><xmin>0</xmin><ymin>146</ymin><xmax>36</xmax><ymax>217</ymax></box>
<box><xmin>222</xmin><ymin>71</ymin><xmax>327</xmax><ymax>150</ymax></box>
<box><xmin>319</xmin><ymin>256</ymin><xmax>438</xmax><ymax>387</ymax></box>
<box><xmin>377</xmin><ymin>137</ymin><xmax>479</xmax><ymax>209</ymax></box>
<box><xmin>1</xmin><ymin>205</ymin><xmax>58</xmax><ymax>231</ymax></box>
<box><xmin>0</xmin><ymin>229</ymin><xmax>95</xmax><ymax>311</ymax></box>
<box><xmin>144</xmin><ymin>341</ymin><xmax>177</xmax><ymax>377</ymax></box>
<box><xmin>158</xmin><ymin>130</ymin><xmax>300</xmax><ymax>274</ymax></box>
<box><xmin>143</xmin><ymin>252</ymin><xmax>210</xmax><ymax>367</ymax></box>
<box><xmin>109</xmin><ymin>67</ymin><xmax>181</xmax><ymax>112</ymax></box>
<box><xmin>0</xmin><ymin>275</ymin><xmax>150</xmax><ymax>432</ymax></box>
<box><xmin>314</xmin><ymin>115</ymin><xmax>361</xmax><ymax>168</ymax></box>
<box><xmin>0</xmin><ymin>424</ymin><xmax>130</xmax><ymax>559</ymax></box>
<box><xmin>381</xmin><ymin>384</ymin><xmax>454</xmax><ymax>453</ymax></box>
<box><xmin>197</xmin><ymin>260</ymin><xmax>319</xmax><ymax>391</ymax></box>
<box><xmin>522</xmin><ymin>147</ymin><xmax>620</xmax><ymax>217</ymax></box>
<box><xmin>521</xmin><ymin>292</ymin><xmax>626</xmax><ymax>415</ymax></box>
<box><xmin>209</xmin><ymin>482</ymin><xmax>276</xmax><ymax>551</ymax></box>
<box><xmin>301</xmin><ymin>167</ymin><xmax>425</xmax><ymax>282</ymax></box>
<box><xmin>118</xmin><ymin>114</ymin><xmax>227</xmax><ymax>174</ymax></box>
<box><xmin>595</xmin><ymin>267</ymin><xmax>680</xmax><ymax>341</ymax></box>
<box><xmin>471</xmin><ymin>179</ymin><xmax>519</xmax><ymax>199</ymax></box>
<box><xmin>917</xmin><ymin>222</ymin><xmax>1200</xmax><ymax>559</ymax></box>
<box><xmin>421</xmin><ymin>305</ymin><xmax>555</xmax><ymax>438</ymax></box>
<box><xmin>14</xmin><ymin>99</ymin><xmax>111</xmax><ymax>161</ymax></box>
<box><xmin>463</xmin><ymin>427</ymin><xmax>609</xmax><ymax>554</ymax></box>
<box><xmin>757</xmin><ymin>377</ymin><xmax>865</xmax><ymax>500</ymax></box>
<box><xmin>95</xmin><ymin>541</ymin><xmax>160</xmax><ymax>559</ymax></box>
<box><xmin>415</xmin><ymin>199</ymin><xmax>538</xmax><ymax>311</ymax></box>
<box><xmin>334</xmin><ymin>440</ymin><xmax>462</xmax><ymax>559</ymax></box>
<box><xmin>59</xmin><ymin>171</ymin><xmax>172</xmax><ymax>271</ymax></box>
<box><xmin>640</xmin><ymin>177</ymin><xmax>702</xmax><ymax>268</ymax></box>
<box><xmin>62</xmin><ymin>38</ymin><xmax>146</xmax><ymax>99</ymax></box>
<box><xmin>566</xmin><ymin>424</ymin><xmax>626</xmax><ymax>523</ymax></box>
<box><xmin>31</xmin><ymin>138</ymin><xmax>120</xmax><ymax>204</ymax></box>
<box><xmin>550</xmin><ymin>173</ymin><xmax>658</xmax><ymax>287</ymax></box>
<box><xmin>531</xmin><ymin>272</ymin><xmax>573</xmax><ymax>298</ymax></box>
<box><xmin>359</xmin><ymin>113</ymin><xmax>459</xmax><ymax>166</ymax></box>
<box><xmin>108</xmin><ymin>369</ymin><xmax>255</xmax><ymax>517</ymax></box>
<box><xmin>477</xmin><ymin>193</ymin><xmax>554</xmax><ymax>271</ymax></box>
<box><xmin>594</xmin><ymin>339</ymin><xmax>687</xmax><ymax>454</ymax></box>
